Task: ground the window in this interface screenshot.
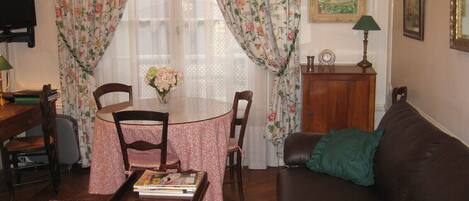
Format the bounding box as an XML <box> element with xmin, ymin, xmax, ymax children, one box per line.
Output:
<box><xmin>100</xmin><ymin>0</ymin><xmax>251</xmax><ymax>100</ymax></box>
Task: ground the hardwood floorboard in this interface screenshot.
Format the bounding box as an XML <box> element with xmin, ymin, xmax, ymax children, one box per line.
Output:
<box><xmin>0</xmin><ymin>167</ymin><xmax>278</xmax><ymax>201</ymax></box>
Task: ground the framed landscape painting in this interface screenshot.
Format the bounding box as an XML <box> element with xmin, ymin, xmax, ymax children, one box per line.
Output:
<box><xmin>403</xmin><ymin>0</ymin><xmax>425</xmax><ymax>40</ymax></box>
<box><xmin>309</xmin><ymin>0</ymin><xmax>366</xmax><ymax>22</ymax></box>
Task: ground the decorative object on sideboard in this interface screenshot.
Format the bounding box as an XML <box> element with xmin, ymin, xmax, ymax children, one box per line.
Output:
<box><xmin>0</xmin><ymin>54</ymin><xmax>12</xmax><ymax>106</ymax></box>
<box><xmin>403</xmin><ymin>0</ymin><xmax>425</xmax><ymax>41</ymax></box>
<box><xmin>309</xmin><ymin>0</ymin><xmax>367</xmax><ymax>22</ymax></box>
<box><xmin>450</xmin><ymin>0</ymin><xmax>469</xmax><ymax>52</ymax></box>
<box><xmin>307</xmin><ymin>56</ymin><xmax>315</xmax><ymax>72</ymax></box>
<box><xmin>318</xmin><ymin>49</ymin><xmax>336</xmax><ymax>66</ymax></box>
<box><xmin>353</xmin><ymin>15</ymin><xmax>381</xmax><ymax>68</ymax></box>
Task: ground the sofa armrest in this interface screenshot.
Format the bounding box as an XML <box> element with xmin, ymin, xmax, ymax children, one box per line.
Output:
<box><xmin>284</xmin><ymin>133</ymin><xmax>323</xmax><ymax>166</ymax></box>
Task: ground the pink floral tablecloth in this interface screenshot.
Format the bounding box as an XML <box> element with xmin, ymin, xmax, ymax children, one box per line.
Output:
<box><xmin>89</xmin><ymin>111</ymin><xmax>232</xmax><ymax>201</ymax></box>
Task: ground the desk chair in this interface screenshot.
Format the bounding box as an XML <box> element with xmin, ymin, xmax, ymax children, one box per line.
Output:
<box><xmin>112</xmin><ymin>110</ymin><xmax>180</xmax><ymax>173</ymax></box>
<box><xmin>0</xmin><ymin>84</ymin><xmax>60</xmax><ymax>200</ymax></box>
<box><xmin>93</xmin><ymin>83</ymin><xmax>132</xmax><ymax>110</ymax></box>
<box><xmin>226</xmin><ymin>90</ymin><xmax>253</xmax><ymax>201</ymax></box>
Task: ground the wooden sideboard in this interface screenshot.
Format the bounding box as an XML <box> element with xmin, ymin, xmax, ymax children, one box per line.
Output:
<box><xmin>301</xmin><ymin>64</ymin><xmax>376</xmax><ymax>133</ymax></box>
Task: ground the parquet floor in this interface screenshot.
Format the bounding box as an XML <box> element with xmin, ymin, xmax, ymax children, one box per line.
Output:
<box><xmin>0</xmin><ymin>167</ymin><xmax>278</xmax><ymax>201</ymax></box>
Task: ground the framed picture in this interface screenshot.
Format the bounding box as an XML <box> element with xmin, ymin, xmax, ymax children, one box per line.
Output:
<box><xmin>309</xmin><ymin>0</ymin><xmax>367</xmax><ymax>23</ymax></box>
<box><xmin>403</xmin><ymin>0</ymin><xmax>425</xmax><ymax>40</ymax></box>
<box><xmin>450</xmin><ymin>0</ymin><xmax>469</xmax><ymax>52</ymax></box>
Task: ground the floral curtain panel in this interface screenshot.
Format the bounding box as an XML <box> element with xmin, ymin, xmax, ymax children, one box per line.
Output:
<box><xmin>217</xmin><ymin>0</ymin><xmax>301</xmax><ymax>143</ymax></box>
<box><xmin>55</xmin><ymin>0</ymin><xmax>127</xmax><ymax>167</ymax></box>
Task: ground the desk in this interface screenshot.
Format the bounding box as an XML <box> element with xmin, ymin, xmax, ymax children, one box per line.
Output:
<box><xmin>0</xmin><ymin>104</ymin><xmax>43</xmax><ymax>142</ymax></box>
<box><xmin>89</xmin><ymin>97</ymin><xmax>232</xmax><ymax>201</ymax></box>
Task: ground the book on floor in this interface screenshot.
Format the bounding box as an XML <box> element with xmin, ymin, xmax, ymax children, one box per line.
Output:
<box><xmin>133</xmin><ymin>170</ymin><xmax>205</xmax><ymax>198</ymax></box>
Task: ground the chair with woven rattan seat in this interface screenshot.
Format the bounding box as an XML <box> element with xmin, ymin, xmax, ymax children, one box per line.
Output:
<box><xmin>93</xmin><ymin>83</ymin><xmax>132</xmax><ymax>110</ymax></box>
<box><xmin>0</xmin><ymin>84</ymin><xmax>61</xmax><ymax>199</ymax></box>
<box><xmin>226</xmin><ymin>90</ymin><xmax>253</xmax><ymax>201</ymax></box>
<box><xmin>112</xmin><ymin>110</ymin><xmax>180</xmax><ymax>173</ymax></box>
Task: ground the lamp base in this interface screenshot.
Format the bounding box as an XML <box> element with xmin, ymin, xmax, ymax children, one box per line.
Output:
<box><xmin>357</xmin><ymin>59</ymin><xmax>372</xmax><ymax>68</ymax></box>
<box><xmin>0</xmin><ymin>96</ymin><xmax>9</xmax><ymax>106</ymax></box>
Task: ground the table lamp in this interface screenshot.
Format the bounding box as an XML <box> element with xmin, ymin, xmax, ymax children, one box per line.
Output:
<box><xmin>0</xmin><ymin>54</ymin><xmax>13</xmax><ymax>105</ymax></box>
<box><xmin>353</xmin><ymin>15</ymin><xmax>381</xmax><ymax>68</ymax></box>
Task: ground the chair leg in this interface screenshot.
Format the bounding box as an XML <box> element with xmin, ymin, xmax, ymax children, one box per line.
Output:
<box><xmin>228</xmin><ymin>152</ymin><xmax>235</xmax><ymax>192</ymax></box>
<box><xmin>0</xmin><ymin>144</ymin><xmax>15</xmax><ymax>201</ymax></box>
<box><xmin>236</xmin><ymin>152</ymin><xmax>244</xmax><ymax>201</ymax></box>
<box><xmin>11</xmin><ymin>153</ymin><xmax>21</xmax><ymax>184</ymax></box>
<box><xmin>47</xmin><ymin>148</ymin><xmax>60</xmax><ymax>193</ymax></box>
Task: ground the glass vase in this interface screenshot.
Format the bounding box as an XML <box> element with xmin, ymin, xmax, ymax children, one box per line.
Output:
<box><xmin>157</xmin><ymin>90</ymin><xmax>171</xmax><ymax>104</ymax></box>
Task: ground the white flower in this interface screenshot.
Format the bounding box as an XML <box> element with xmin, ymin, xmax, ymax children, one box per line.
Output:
<box><xmin>145</xmin><ymin>66</ymin><xmax>183</xmax><ymax>93</ymax></box>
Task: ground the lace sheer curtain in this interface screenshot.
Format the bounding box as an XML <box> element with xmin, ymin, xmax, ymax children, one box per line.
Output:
<box><xmin>95</xmin><ymin>0</ymin><xmax>283</xmax><ymax>168</ymax></box>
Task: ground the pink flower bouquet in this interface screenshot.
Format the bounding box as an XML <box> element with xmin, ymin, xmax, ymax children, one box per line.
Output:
<box><xmin>145</xmin><ymin>66</ymin><xmax>183</xmax><ymax>104</ymax></box>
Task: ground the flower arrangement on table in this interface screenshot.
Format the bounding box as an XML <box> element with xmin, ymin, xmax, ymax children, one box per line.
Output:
<box><xmin>145</xmin><ymin>66</ymin><xmax>183</xmax><ymax>104</ymax></box>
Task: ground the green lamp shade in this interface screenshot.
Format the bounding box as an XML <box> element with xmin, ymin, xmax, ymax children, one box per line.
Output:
<box><xmin>353</xmin><ymin>15</ymin><xmax>381</xmax><ymax>31</ymax></box>
<box><xmin>0</xmin><ymin>54</ymin><xmax>13</xmax><ymax>71</ymax></box>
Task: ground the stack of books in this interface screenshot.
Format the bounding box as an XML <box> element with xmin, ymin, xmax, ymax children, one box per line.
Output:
<box><xmin>13</xmin><ymin>89</ymin><xmax>59</xmax><ymax>104</ymax></box>
<box><xmin>133</xmin><ymin>170</ymin><xmax>206</xmax><ymax>199</ymax></box>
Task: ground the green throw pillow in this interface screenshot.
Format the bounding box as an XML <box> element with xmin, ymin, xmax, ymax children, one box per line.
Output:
<box><xmin>306</xmin><ymin>128</ymin><xmax>383</xmax><ymax>186</ymax></box>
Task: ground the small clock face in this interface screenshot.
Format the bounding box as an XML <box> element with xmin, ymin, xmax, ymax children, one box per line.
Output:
<box><xmin>318</xmin><ymin>49</ymin><xmax>336</xmax><ymax>65</ymax></box>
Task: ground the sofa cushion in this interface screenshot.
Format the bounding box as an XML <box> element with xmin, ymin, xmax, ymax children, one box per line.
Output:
<box><xmin>277</xmin><ymin>167</ymin><xmax>381</xmax><ymax>201</ymax></box>
<box><xmin>306</xmin><ymin>128</ymin><xmax>383</xmax><ymax>186</ymax></box>
<box><xmin>375</xmin><ymin>101</ymin><xmax>469</xmax><ymax>201</ymax></box>
<box><xmin>405</xmin><ymin>136</ymin><xmax>469</xmax><ymax>201</ymax></box>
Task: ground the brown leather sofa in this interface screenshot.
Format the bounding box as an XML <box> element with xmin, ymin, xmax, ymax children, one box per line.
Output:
<box><xmin>278</xmin><ymin>88</ymin><xmax>469</xmax><ymax>201</ymax></box>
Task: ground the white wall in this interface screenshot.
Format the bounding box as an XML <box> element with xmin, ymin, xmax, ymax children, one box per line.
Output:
<box><xmin>299</xmin><ymin>0</ymin><xmax>391</xmax><ymax>124</ymax></box>
<box><xmin>391</xmin><ymin>0</ymin><xmax>469</xmax><ymax>144</ymax></box>
<box><xmin>8</xmin><ymin>0</ymin><xmax>60</xmax><ymax>95</ymax></box>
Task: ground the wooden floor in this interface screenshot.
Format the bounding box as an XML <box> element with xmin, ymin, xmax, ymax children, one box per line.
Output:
<box><xmin>0</xmin><ymin>167</ymin><xmax>278</xmax><ymax>201</ymax></box>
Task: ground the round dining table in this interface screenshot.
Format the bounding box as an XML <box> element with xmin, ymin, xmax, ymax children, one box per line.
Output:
<box><xmin>89</xmin><ymin>97</ymin><xmax>232</xmax><ymax>201</ymax></box>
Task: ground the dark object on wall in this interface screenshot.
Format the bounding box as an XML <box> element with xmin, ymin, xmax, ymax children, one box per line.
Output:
<box><xmin>0</xmin><ymin>0</ymin><xmax>37</xmax><ymax>48</ymax></box>
<box><xmin>301</xmin><ymin>64</ymin><xmax>376</xmax><ymax>133</ymax></box>
<box><xmin>450</xmin><ymin>0</ymin><xmax>469</xmax><ymax>52</ymax></box>
<box><xmin>403</xmin><ymin>0</ymin><xmax>425</xmax><ymax>41</ymax></box>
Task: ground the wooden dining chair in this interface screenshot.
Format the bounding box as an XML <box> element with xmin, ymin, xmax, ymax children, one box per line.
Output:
<box><xmin>0</xmin><ymin>84</ymin><xmax>61</xmax><ymax>200</ymax></box>
<box><xmin>226</xmin><ymin>90</ymin><xmax>253</xmax><ymax>201</ymax></box>
<box><xmin>93</xmin><ymin>83</ymin><xmax>132</xmax><ymax>110</ymax></box>
<box><xmin>112</xmin><ymin>110</ymin><xmax>180</xmax><ymax>173</ymax></box>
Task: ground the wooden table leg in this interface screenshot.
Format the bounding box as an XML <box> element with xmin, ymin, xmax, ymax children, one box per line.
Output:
<box><xmin>0</xmin><ymin>143</ymin><xmax>14</xmax><ymax>201</ymax></box>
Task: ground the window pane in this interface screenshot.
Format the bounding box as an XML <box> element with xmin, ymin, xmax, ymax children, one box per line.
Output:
<box><xmin>137</xmin><ymin>0</ymin><xmax>169</xmax><ymax>19</ymax></box>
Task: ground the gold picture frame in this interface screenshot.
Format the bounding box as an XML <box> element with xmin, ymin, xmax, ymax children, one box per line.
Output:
<box><xmin>309</xmin><ymin>0</ymin><xmax>367</xmax><ymax>23</ymax></box>
<box><xmin>450</xmin><ymin>0</ymin><xmax>469</xmax><ymax>52</ymax></box>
